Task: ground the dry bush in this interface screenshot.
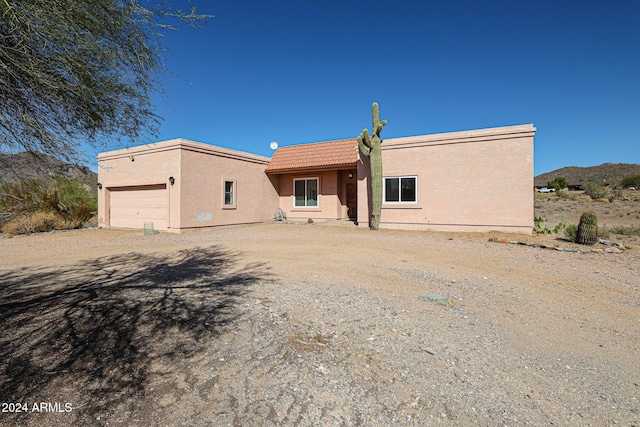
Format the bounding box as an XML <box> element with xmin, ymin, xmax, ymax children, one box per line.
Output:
<box><xmin>610</xmin><ymin>187</ymin><xmax>624</xmax><ymax>201</ymax></box>
<box><xmin>555</xmin><ymin>190</ymin><xmax>576</xmax><ymax>201</ymax></box>
<box><xmin>82</xmin><ymin>216</ymin><xmax>99</xmax><ymax>228</ymax></box>
<box><xmin>1</xmin><ymin>211</ymin><xmax>72</xmax><ymax>235</ymax></box>
<box><xmin>583</xmin><ymin>183</ymin><xmax>610</xmax><ymax>200</ymax></box>
<box><xmin>609</xmin><ymin>225</ymin><xmax>640</xmax><ymax>236</ymax></box>
<box><xmin>1</xmin><ymin>176</ymin><xmax>96</xmax><ymax>233</ymax></box>
<box><xmin>598</xmin><ymin>225</ymin><xmax>611</xmax><ymax>239</ymax></box>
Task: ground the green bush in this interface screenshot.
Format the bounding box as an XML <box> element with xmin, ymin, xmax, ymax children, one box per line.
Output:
<box><xmin>620</xmin><ymin>174</ymin><xmax>640</xmax><ymax>189</ymax></box>
<box><xmin>609</xmin><ymin>225</ymin><xmax>640</xmax><ymax>236</ymax></box>
<box><xmin>0</xmin><ymin>175</ymin><xmax>96</xmax><ymax>233</ymax></box>
<box><xmin>563</xmin><ymin>224</ymin><xmax>577</xmax><ymax>242</ymax></box>
<box><xmin>53</xmin><ymin>177</ymin><xmax>97</xmax><ymax>222</ymax></box>
<box><xmin>0</xmin><ymin>178</ymin><xmax>52</xmax><ymax>214</ymax></box>
<box><xmin>547</xmin><ymin>177</ymin><xmax>568</xmax><ymax>191</ymax></box>
<box><xmin>582</xmin><ymin>183</ymin><xmax>609</xmax><ymax>200</ymax></box>
<box><xmin>555</xmin><ymin>190</ymin><xmax>576</xmax><ymax>200</ymax></box>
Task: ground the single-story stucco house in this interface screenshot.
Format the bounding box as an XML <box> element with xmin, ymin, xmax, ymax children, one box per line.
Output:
<box><xmin>97</xmin><ymin>123</ymin><xmax>535</xmax><ymax>234</ymax></box>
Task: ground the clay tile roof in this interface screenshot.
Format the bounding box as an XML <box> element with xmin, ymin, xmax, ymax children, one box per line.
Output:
<box><xmin>266</xmin><ymin>138</ymin><xmax>358</xmax><ymax>173</ymax></box>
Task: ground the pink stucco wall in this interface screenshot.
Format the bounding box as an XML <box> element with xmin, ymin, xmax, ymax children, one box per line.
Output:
<box><xmin>99</xmin><ymin>124</ymin><xmax>534</xmax><ymax>234</ymax></box>
<box><xmin>97</xmin><ymin>142</ymin><xmax>181</xmax><ymax>231</ymax></box>
<box><xmin>178</xmin><ymin>144</ymin><xmax>278</xmax><ymax>229</ymax></box>
<box><xmin>357</xmin><ymin>124</ymin><xmax>535</xmax><ymax>233</ymax></box>
<box><xmin>97</xmin><ymin>139</ymin><xmax>278</xmax><ymax>232</ymax></box>
<box><xmin>272</xmin><ymin>169</ymin><xmax>357</xmax><ymax>222</ymax></box>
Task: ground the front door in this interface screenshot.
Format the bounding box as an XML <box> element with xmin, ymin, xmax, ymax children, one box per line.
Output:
<box><xmin>346</xmin><ymin>182</ymin><xmax>357</xmax><ymax>220</ymax></box>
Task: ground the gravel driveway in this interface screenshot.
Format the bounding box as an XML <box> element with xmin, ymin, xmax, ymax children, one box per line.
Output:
<box><xmin>1</xmin><ymin>223</ymin><xmax>638</xmax><ymax>426</ymax></box>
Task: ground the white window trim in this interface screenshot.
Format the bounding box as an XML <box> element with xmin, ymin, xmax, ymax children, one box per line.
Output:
<box><xmin>222</xmin><ymin>178</ymin><xmax>237</xmax><ymax>209</ymax></box>
<box><xmin>293</xmin><ymin>177</ymin><xmax>320</xmax><ymax>208</ymax></box>
<box><xmin>383</xmin><ymin>175</ymin><xmax>418</xmax><ymax>204</ymax></box>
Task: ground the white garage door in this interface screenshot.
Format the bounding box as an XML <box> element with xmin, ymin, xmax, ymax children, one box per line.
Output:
<box><xmin>109</xmin><ymin>184</ymin><xmax>168</xmax><ymax>230</ymax></box>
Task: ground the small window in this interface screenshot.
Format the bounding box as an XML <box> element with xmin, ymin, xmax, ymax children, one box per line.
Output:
<box><xmin>224</xmin><ymin>181</ymin><xmax>234</xmax><ymax>205</ymax></box>
<box><xmin>293</xmin><ymin>178</ymin><xmax>318</xmax><ymax>207</ymax></box>
<box><xmin>384</xmin><ymin>176</ymin><xmax>417</xmax><ymax>203</ymax></box>
<box><xmin>222</xmin><ymin>179</ymin><xmax>237</xmax><ymax>209</ymax></box>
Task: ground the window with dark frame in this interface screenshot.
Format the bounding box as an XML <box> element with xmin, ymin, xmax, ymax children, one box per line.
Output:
<box><xmin>383</xmin><ymin>176</ymin><xmax>417</xmax><ymax>203</ymax></box>
<box><xmin>224</xmin><ymin>180</ymin><xmax>234</xmax><ymax>205</ymax></box>
<box><xmin>293</xmin><ymin>178</ymin><xmax>318</xmax><ymax>207</ymax></box>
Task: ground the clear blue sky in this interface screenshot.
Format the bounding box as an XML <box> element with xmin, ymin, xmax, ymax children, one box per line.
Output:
<box><xmin>93</xmin><ymin>0</ymin><xmax>639</xmax><ymax>176</ymax></box>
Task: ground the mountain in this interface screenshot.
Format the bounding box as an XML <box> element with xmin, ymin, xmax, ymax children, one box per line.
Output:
<box><xmin>535</xmin><ymin>163</ymin><xmax>640</xmax><ymax>186</ymax></box>
<box><xmin>0</xmin><ymin>152</ymin><xmax>98</xmax><ymax>195</ymax></box>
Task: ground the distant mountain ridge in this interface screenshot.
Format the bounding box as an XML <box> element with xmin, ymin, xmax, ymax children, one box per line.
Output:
<box><xmin>0</xmin><ymin>152</ymin><xmax>98</xmax><ymax>195</ymax></box>
<box><xmin>535</xmin><ymin>163</ymin><xmax>640</xmax><ymax>186</ymax></box>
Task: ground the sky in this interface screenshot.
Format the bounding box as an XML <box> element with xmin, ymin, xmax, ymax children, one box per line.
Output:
<box><xmin>91</xmin><ymin>0</ymin><xmax>639</xmax><ymax>176</ymax></box>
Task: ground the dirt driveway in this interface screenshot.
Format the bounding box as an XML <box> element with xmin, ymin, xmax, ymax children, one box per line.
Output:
<box><xmin>1</xmin><ymin>223</ymin><xmax>638</xmax><ymax>426</ymax></box>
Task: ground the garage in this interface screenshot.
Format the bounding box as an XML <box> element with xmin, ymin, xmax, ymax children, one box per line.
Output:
<box><xmin>108</xmin><ymin>184</ymin><xmax>168</xmax><ymax>230</ymax></box>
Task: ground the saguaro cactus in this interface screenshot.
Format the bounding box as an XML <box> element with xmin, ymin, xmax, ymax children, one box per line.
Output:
<box><xmin>358</xmin><ymin>102</ymin><xmax>387</xmax><ymax>230</ymax></box>
<box><xmin>576</xmin><ymin>211</ymin><xmax>598</xmax><ymax>245</ymax></box>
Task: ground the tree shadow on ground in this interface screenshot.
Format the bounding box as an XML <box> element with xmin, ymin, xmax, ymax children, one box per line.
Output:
<box><xmin>0</xmin><ymin>245</ymin><xmax>271</xmax><ymax>424</ymax></box>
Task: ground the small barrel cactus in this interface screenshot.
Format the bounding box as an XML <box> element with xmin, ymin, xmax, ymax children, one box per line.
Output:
<box><xmin>576</xmin><ymin>211</ymin><xmax>598</xmax><ymax>245</ymax></box>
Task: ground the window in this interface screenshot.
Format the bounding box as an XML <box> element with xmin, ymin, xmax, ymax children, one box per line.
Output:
<box><xmin>222</xmin><ymin>179</ymin><xmax>236</xmax><ymax>209</ymax></box>
<box><xmin>294</xmin><ymin>178</ymin><xmax>318</xmax><ymax>207</ymax></box>
<box><xmin>224</xmin><ymin>181</ymin><xmax>234</xmax><ymax>205</ymax></box>
<box><xmin>384</xmin><ymin>176</ymin><xmax>417</xmax><ymax>203</ymax></box>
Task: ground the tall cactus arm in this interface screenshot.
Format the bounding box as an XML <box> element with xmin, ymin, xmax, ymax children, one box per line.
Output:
<box><xmin>358</xmin><ymin>129</ymin><xmax>372</xmax><ymax>157</ymax></box>
<box><xmin>361</xmin><ymin>128</ymin><xmax>372</xmax><ymax>148</ymax></box>
<box><xmin>372</xmin><ymin>102</ymin><xmax>387</xmax><ymax>138</ymax></box>
<box><xmin>372</xmin><ymin>102</ymin><xmax>381</xmax><ymax>126</ymax></box>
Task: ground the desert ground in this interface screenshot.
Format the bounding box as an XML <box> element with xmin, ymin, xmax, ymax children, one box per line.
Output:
<box><xmin>534</xmin><ymin>189</ymin><xmax>640</xmax><ymax>229</ymax></box>
<box><xmin>1</xmin><ymin>193</ymin><xmax>639</xmax><ymax>426</ymax></box>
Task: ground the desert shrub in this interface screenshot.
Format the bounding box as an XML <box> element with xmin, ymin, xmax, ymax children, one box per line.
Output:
<box><xmin>563</xmin><ymin>224</ymin><xmax>577</xmax><ymax>242</ymax></box>
<box><xmin>609</xmin><ymin>225</ymin><xmax>640</xmax><ymax>236</ymax></box>
<box><xmin>555</xmin><ymin>190</ymin><xmax>576</xmax><ymax>201</ymax></box>
<box><xmin>1</xmin><ymin>211</ymin><xmax>68</xmax><ymax>235</ymax></box>
<box><xmin>0</xmin><ymin>178</ymin><xmax>53</xmax><ymax>215</ymax></box>
<box><xmin>597</xmin><ymin>225</ymin><xmax>611</xmax><ymax>239</ymax></box>
<box><xmin>0</xmin><ymin>175</ymin><xmax>96</xmax><ymax>232</ymax></box>
<box><xmin>54</xmin><ymin>177</ymin><xmax>97</xmax><ymax>222</ymax></box>
<box><xmin>620</xmin><ymin>174</ymin><xmax>640</xmax><ymax>189</ymax></box>
<box><xmin>83</xmin><ymin>215</ymin><xmax>99</xmax><ymax>228</ymax></box>
<box><xmin>609</xmin><ymin>187</ymin><xmax>624</xmax><ymax>202</ymax></box>
<box><xmin>582</xmin><ymin>183</ymin><xmax>609</xmax><ymax>200</ymax></box>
